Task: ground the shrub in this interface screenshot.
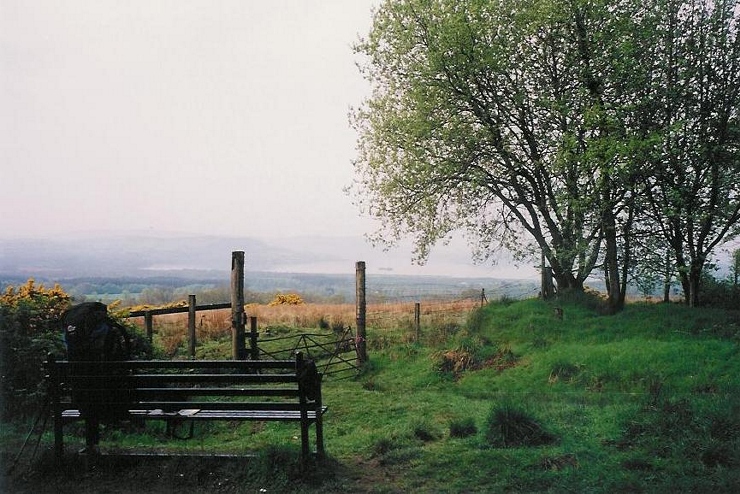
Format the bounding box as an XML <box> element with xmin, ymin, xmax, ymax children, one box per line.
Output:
<box><xmin>695</xmin><ymin>273</ymin><xmax>738</xmax><ymax>309</ymax></box>
<box><xmin>108</xmin><ymin>302</ymin><xmax>155</xmax><ymax>359</ymax></box>
<box><xmin>0</xmin><ymin>282</ymin><xmax>156</xmax><ymax>421</ymax></box>
<box><xmin>425</xmin><ymin>321</ymin><xmax>462</xmax><ymax>347</ymax></box>
<box><xmin>0</xmin><ymin>279</ymin><xmax>70</xmax><ymax>420</ymax></box>
<box><xmin>484</xmin><ymin>403</ymin><xmax>557</xmax><ymax>448</ymax></box>
<box><xmin>556</xmin><ymin>288</ymin><xmax>607</xmax><ymax>314</ymax></box>
<box><xmin>268</xmin><ymin>293</ymin><xmax>304</xmax><ymax>306</ymax></box>
<box><xmin>431</xmin><ymin>332</ymin><xmax>486</xmax><ymax>378</ymax></box>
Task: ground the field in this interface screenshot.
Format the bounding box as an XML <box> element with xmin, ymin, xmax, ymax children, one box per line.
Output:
<box><xmin>4</xmin><ymin>294</ymin><xmax>740</xmax><ymax>493</ymax></box>
<box><xmin>128</xmin><ymin>299</ymin><xmax>480</xmax><ymax>359</ymax></box>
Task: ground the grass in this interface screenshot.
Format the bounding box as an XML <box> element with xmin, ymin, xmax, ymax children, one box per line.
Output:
<box><xmin>4</xmin><ymin>296</ymin><xmax>740</xmax><ymax>492</ymax></box>
<box><xmin>134</xmin><ymin>299</ymin><xmax>477</xmax><ymax>359</ymax></box>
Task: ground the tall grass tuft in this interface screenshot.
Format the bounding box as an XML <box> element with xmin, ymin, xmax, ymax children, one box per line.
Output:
<box><xmin>484</xmin><ymin>403</ymin><xmax>558</xmax><ymax>448</ymax></box>
<box><xmin>548</xmin><ymin>360</ymin><xmax>583</xmax><ymax>384</ymax></box>
<box><xmin>449</xmin><ymin>417</ymin><xmax>478</xmax><ymax>438</ymax></box>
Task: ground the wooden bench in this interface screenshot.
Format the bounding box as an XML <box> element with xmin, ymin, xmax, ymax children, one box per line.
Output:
<box><xmin>45</xmin><ymin>352</ymin><xmax>326</xmax><ymax>465</ymax></box>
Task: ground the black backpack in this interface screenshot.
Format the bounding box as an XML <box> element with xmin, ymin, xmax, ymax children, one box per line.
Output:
<box><xmin>62</xmin><ymin>302</ymin><xmax>131</xmax><ymax>361</ymax></box>
<box><xmin>62</xmin><ymin>302</ymin><xmax>134</xmax><ymax>420</ymax></box>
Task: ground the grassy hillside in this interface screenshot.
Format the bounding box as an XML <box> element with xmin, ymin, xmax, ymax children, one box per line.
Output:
<box><xmin>320</xmin><ymin>295</ymin><xmax>740</xmax><ymax>492</ymax></box>
<box><xmin>4</xmin><ymin>295</ymin><xmax>740</xmax><ymax>493</ymax></box>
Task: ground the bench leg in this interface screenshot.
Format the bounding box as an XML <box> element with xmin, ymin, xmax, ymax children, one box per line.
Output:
<box><xmin>53</xmin><ymin>413</ymin><xmax>63</xmax><ymax>459</ymax></box>
<box><xmin>315</xmin><ymin>415</ymin><xmax>325</xmax><ymax>459</ymax></box>
<box><xmin>300</xmin><ymin>418</ymin><xmax>310</xmax><ymax>465</ymax></box>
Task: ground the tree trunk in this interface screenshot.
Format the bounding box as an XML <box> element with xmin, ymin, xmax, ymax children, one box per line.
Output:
<box><xmin>551</xmin><ymin>269</ymin><xmax>583</xmax><ymax>292</ymax></box>
<box><xmin>618</xmin><ymin>203</ymin><xmax>635</xmax><ymax>309</ymax></box>
<box><xmin>687</xmin><ymin>263</ymin><xmax>703</xmax><ymax>308</ymax></box>
<box><xmin>663</xmin><ymin>250</ymin><xmax>672</xmax><ymax>303</ymax></box>
<box><xmin>663</xmin><ymin>279</ymin><xmax>671</xmax><ymax>303</ymax></box>
<box><xmin>603</xmin><ymin>211</ymin><xmax>624</xmax><ymax>313</ymax></box>
<box><xmin>676</xmin><ymin>255</ymin><xmax>705</xmax><ymax>307</ymax></box>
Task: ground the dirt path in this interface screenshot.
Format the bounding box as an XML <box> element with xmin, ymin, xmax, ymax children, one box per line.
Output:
<box><xmin>3</xmin><ymin>450</ymin><xmax>407</xmax><ymax>494</ymax></box>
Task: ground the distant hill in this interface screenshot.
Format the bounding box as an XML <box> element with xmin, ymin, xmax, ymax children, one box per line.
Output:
<box><xmin>0</xmin><ymin>233</ymin><xmax>332</xmax><ymax>279</ymax></box>
<box><xmin>0</xmin><ymin>232</ymin><xmax>540</xmax><ymax>302</ymax></box>
<box><xmin>0</xmin><ymin>232</ymin><xmax>537</xmax><ymax>280</ymax></box>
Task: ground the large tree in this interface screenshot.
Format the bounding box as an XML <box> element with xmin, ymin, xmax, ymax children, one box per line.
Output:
<box><xmin>352</xmin><ymin>0</ymin><xmax>648</xmax><ymax>308</ymax></box>
<box><xmin>637</xmin><ymin>0</ymin><xmax>740</xmax><ymax>307</ymax></box>
<box><xmin>350</xmin><ymin>0</ymin><xmax>740</xmax><ymax>309</ymax></box>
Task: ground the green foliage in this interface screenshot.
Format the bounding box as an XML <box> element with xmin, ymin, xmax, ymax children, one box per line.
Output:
<box><xmin>696</xmin><ymin>273</ymin><xmax>740</xmax><ymax>310</ymax></box>
<box><xmin>0</xmin><ymin>281</ymin><xmax>156</xmax><ymax>421</ymax></box>
<box><xmin>352</xmin><ymin>0</ymin><xmax>740</xmax><ymax>308</ymax></box>
<box><xmin>465</xmin><ymin>306</ymin><xmax>486</xmax><ymax>333</ymax></box>
<box><xmin>0</xmin><ymin>280</ymin><xmax>69</xmax><ymax>420</ymax></box>
<box><xmin>108</xmin><ymin>303</ymin><xmax>156</xmax><ymax>359</ymax></box>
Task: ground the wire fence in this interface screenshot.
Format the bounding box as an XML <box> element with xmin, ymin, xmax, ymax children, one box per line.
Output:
<box><xmin>124</xmin><ymin>276</ymin><xmax>541</xmax><ymax>377</ymax></box>
<box><xmin>365</xmin><ymin>278</ymin><xmax>539</xmax><ymax>302</ymax></box>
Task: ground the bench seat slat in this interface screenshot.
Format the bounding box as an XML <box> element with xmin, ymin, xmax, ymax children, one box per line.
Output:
<box><xmin>64</xmin><ymin>359</ymin><xmax>296</xmax><ymax>370</ymax></box>
<box><xmin>61</xmin><ymin>406</ymin><xmax>328</xmax><ymax>421</ymax></box>
<box><xmin>61</xmin><ymin>387</ymin><xmax>301</xmax><ymax>398</ymax></box>
<box><xmin>56</xmin><ymin>401</ymin><xmax>317</xmax><ymax>411</ymax></box>
<box><xmin>66</xmin><ymin>374</ymin><xmax>299</xmax><ymax>384</ymax></box>
<box><xmin>133</xmin><ymin>401</ymin><xmax>320</xmax><ymax>411</ymax></box>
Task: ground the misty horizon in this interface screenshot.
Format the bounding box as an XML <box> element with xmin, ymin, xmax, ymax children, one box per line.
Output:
<box><xmin>0</xmin><ymin>230</ymin><xmax>540</xmax><ymax>281</ymax></box>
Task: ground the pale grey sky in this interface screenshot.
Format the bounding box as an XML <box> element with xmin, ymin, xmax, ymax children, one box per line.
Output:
<box><xmin>0</xmin><ymin>1</ymin><xmax>542</xmax><ymax>279</ymax></box>
<box><xmin>2</xmin><ymin>0</ymin><xmax>380</xmax><ymax>238</ymax></box>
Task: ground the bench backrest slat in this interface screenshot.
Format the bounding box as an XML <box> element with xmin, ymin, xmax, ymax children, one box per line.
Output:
<box><xmin>60</xmin><ymin>359</ymin><xmax>297</xmax><ymax>370</ymax></box>
<box><xmin>135</xmin><ymin>388</ymin><xmax>301</xmax><ymax>398</ymax></box>
<box><xmin>46</xmin><ymin>354</ymin><xmax>321</xmax><ymax>410</ymax></box>
<box><xmin>125</xmin><ymin>401</ymin><xmax>314</xmax><ymax>411</ymax></box>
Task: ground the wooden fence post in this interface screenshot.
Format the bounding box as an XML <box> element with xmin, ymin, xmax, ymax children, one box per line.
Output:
<box><xmin>231</xmin><ymin>251</ymin><xmax>246</xmax><ymax>360</ymax></box>
<box><xmin>249</xmin><ymin>316</ymin><xmax>259</xmax><ymax>360</ymax></box>
<box><xmin>355</xmin><ymin>261</ymin><xmax>368</xmax><ymax>364</ymax></box>
<box><xmin>414</xmin><ymin>302</ymin><xmax>421</xmax><ymax>342</ymax></box>
<box><xmin>144</xmin><ymin>311</ymin><xmax>153</xmax><ymax>342</ymax></box>
<box><xmin>188</xmin><ymin>294</ymin><xmax>196</xmax><ymax>358</ymax></box>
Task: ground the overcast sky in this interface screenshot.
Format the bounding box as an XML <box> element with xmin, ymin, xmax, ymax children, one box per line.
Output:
<box><xmin>2</xmin><ymin>0</ymin><xmax>382</xmax><ymax>239</ymax></box>
<box><xmin>0</xmin><ymin>1</ymin><xmax>542</xmax><ymax>279</ymax></box>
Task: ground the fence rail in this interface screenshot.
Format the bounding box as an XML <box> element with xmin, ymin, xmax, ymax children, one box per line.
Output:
<box><xmin>125</xmin><ymin>296</ymin><xmax>360</xmax><ymax>378</ymax></box>
<box><xmin>127</xmin><ymin>302</ymin><xmax>231</xmax><ymax>317</ymax></box>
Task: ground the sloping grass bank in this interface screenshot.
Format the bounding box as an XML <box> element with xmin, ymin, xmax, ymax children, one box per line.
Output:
<box><xmin>321</xmin><ymin>295</ymin><xmax>740</xmax><ymax>492</ymax></box>
<box><xmin>5</xmin><ymin>296</ymin><xmax>740</xmax><ymax>493</ymax></box>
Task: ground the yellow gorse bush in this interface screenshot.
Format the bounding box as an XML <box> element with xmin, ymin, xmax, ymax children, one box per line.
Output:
<box><xmin>1</xmin><ymin>278</ymin><xmax>71</xmax><ymax>334</ymax></box>
<box><xmin>268</xmin><ymin>293</ymin><xmax>305</xmax><ymax>306</ymax></box>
